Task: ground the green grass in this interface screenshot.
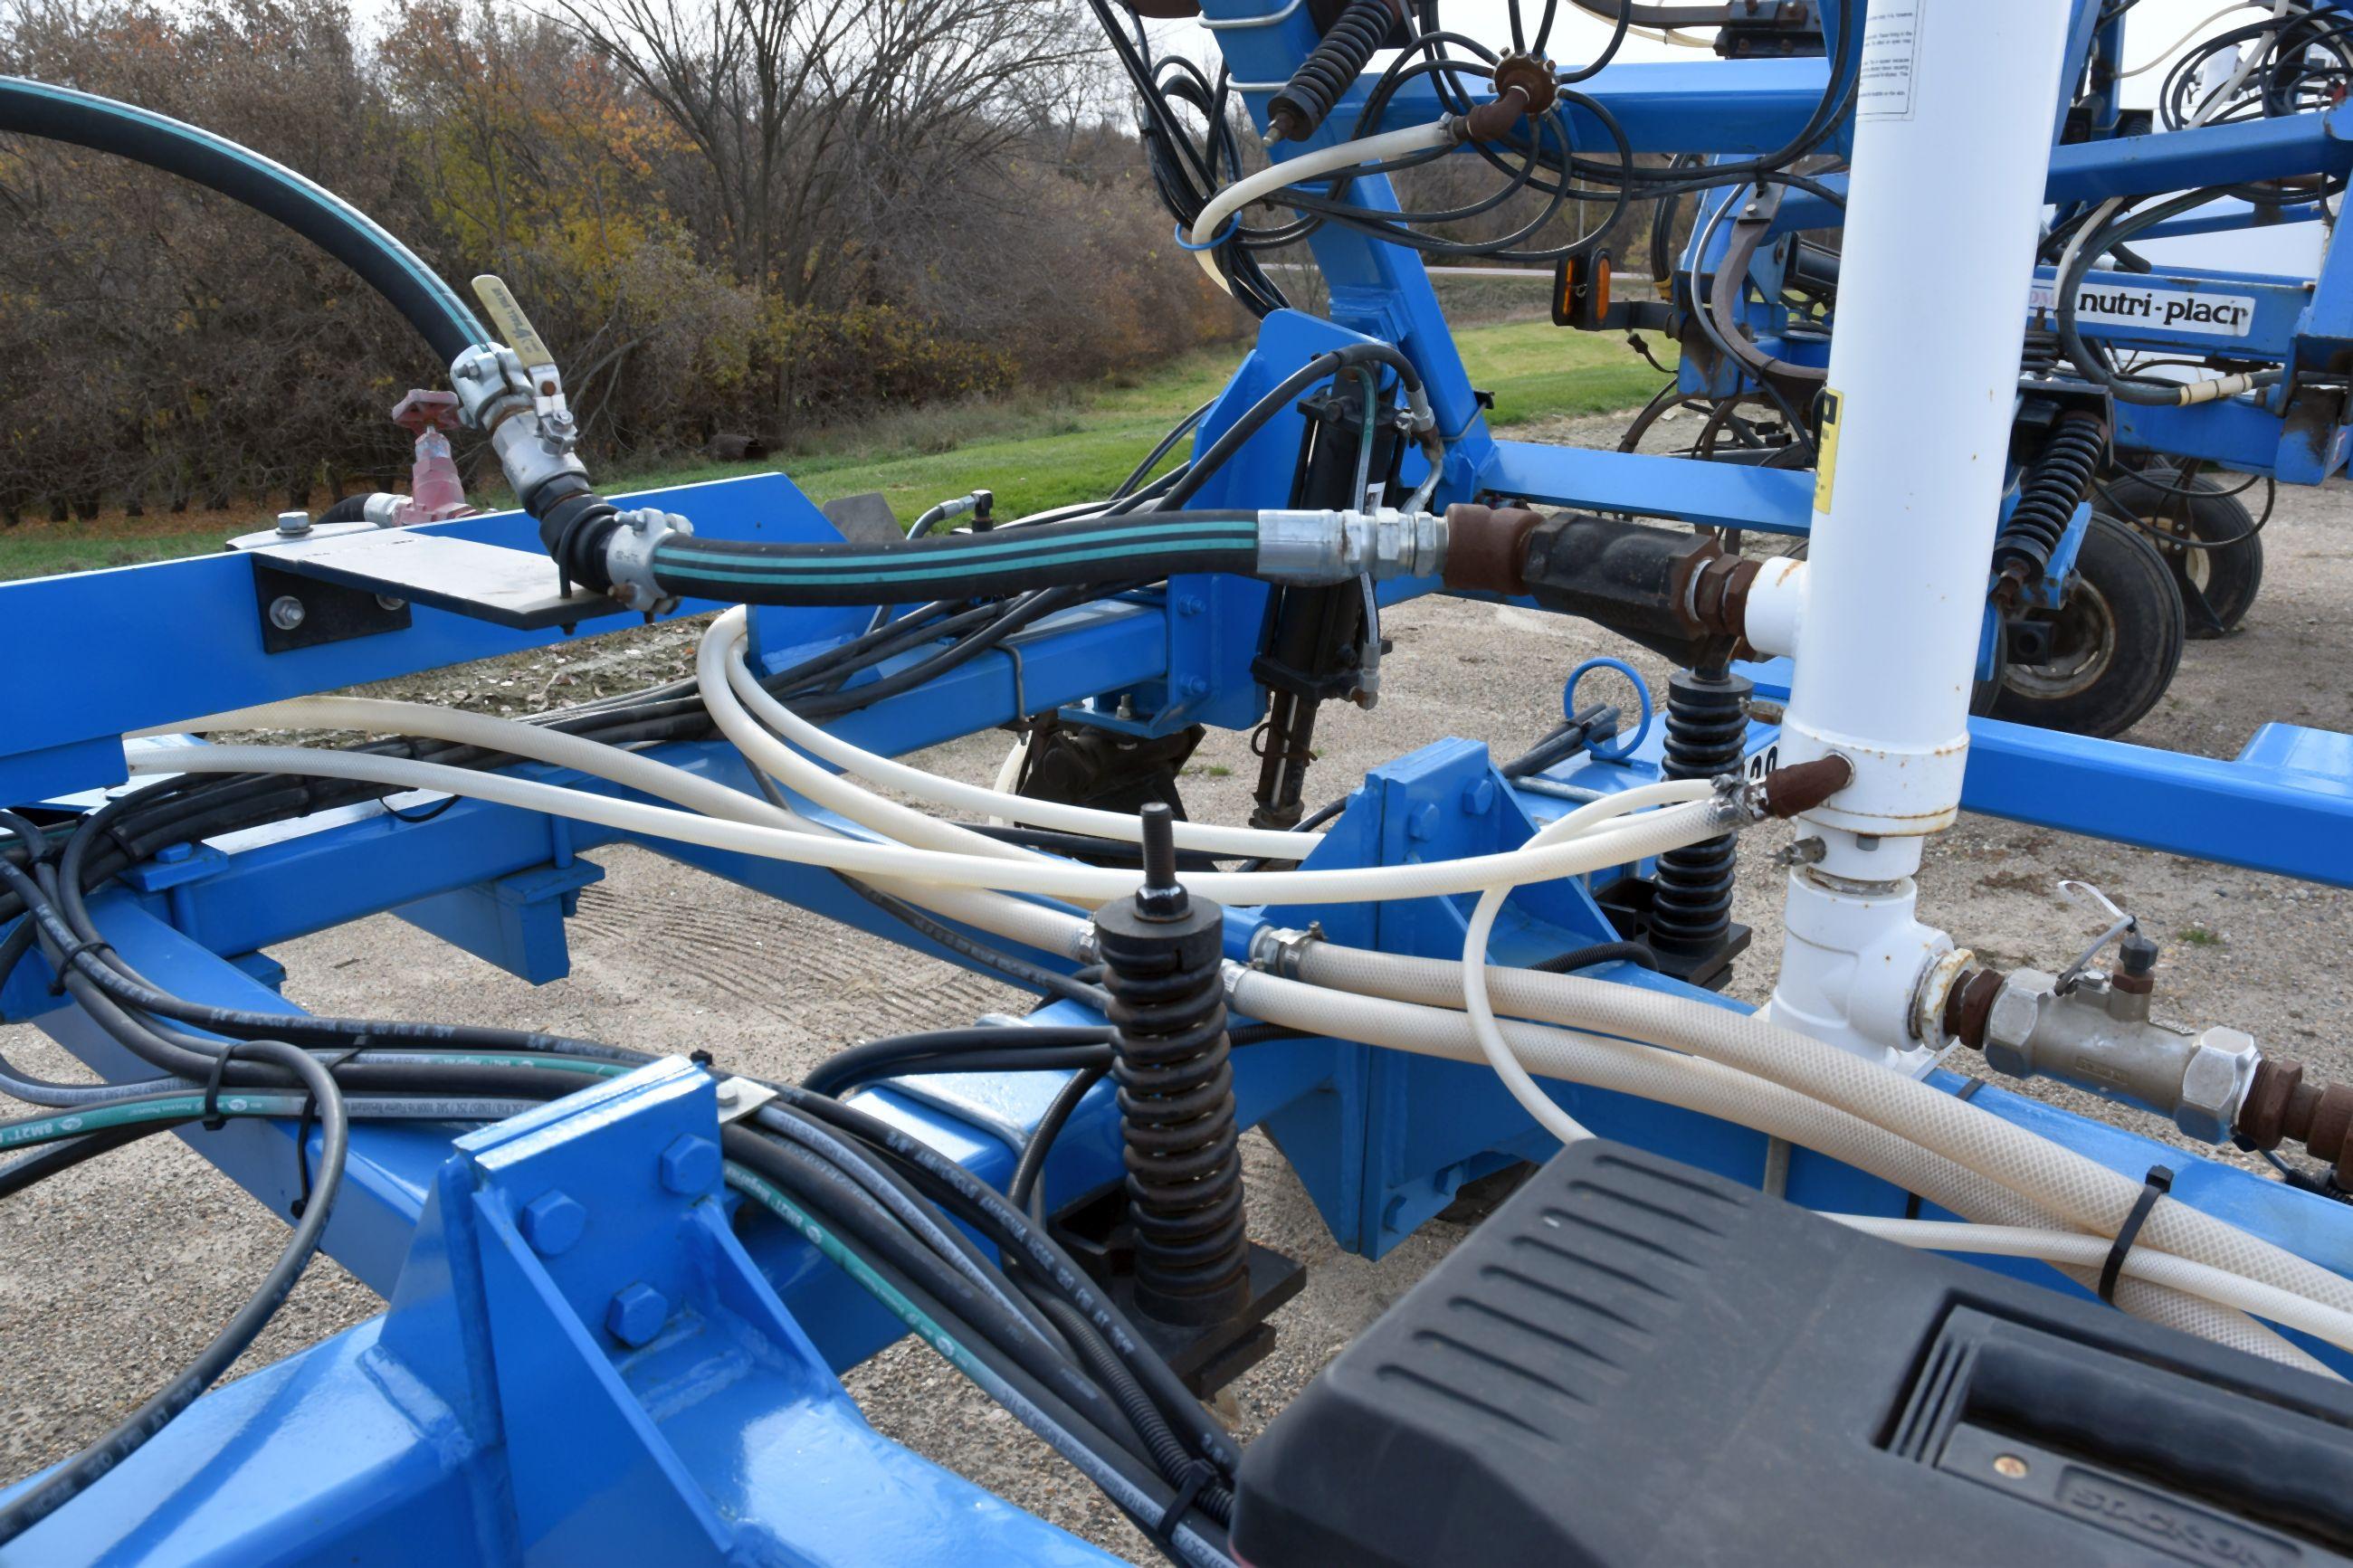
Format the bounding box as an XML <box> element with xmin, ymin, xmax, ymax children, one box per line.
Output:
<box><xmin>0</xmin><ymin>319</ymin><xmax>1669</xmax><ymax>580</ymax></box>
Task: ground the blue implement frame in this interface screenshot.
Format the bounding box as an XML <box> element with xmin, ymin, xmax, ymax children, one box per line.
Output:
<box><xmin>13</xmin><ymin>1</ymin><xmax>2353</xmax><ymax>1558</ymax></box>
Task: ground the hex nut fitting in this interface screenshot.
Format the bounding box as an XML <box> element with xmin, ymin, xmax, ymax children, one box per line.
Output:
<box><xmin>1980</xmin><ymin>971</ymin><xmax>2053</xmax><ymax>1082</ymax></box>
<box><xmin>2177</xmin><ymin>1027</ymin><xmax>2259</xmax><ymax>1145</ymax></box>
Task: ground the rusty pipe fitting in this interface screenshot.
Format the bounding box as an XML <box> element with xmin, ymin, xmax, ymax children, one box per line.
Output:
<box><xmin>1437</xmin><ymin>502</ymin><xmax>1547</xmax><ymax>594</ymax></box>
<box><xmin>1460</xmin><ymin>52</ymin><xmax>1558</xmax><ymax>142</ymax></box>
<box><xmin>1755</xmin><ymin>754</ymin><xmax>1853</xmax><ymax>820</ymax></box>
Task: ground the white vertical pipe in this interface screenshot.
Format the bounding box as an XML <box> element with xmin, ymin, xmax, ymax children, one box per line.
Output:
<box><xmin>1766</xmin><ymin>2</ymin><xmax>2074</xmax><ymax>1069</ymax></box>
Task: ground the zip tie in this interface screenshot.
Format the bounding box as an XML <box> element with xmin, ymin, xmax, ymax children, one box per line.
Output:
<box><xmin>201</xmin><ymin>1042</ymin><xmax>247</xmax><ymax>1132</ymax></box>
<box><xmin>1155</xmin><ymin>1459</ymin><xmax>1219</xmax><ymax>1548</ymax></box>
<box><xmin>1200</xmin><ymin>0</ymin><xmax>1302</xmax><ymax>27</ymax></box>
<box><xmin>1173</xmin><ymin>216</ymin><xmax>1241</xmax><ymax>252</ymax></box>
<box><xmin>45</xmin><ymin>936</ymin><xmax>115</xmax><ymax>996</ymax></box>
<box><xmin>290</xmin><ymin>1049</ymin><xmax>359</xmax><ymax>1220</ymax></box>
<box><xmin>2099</xmin><ymin>1164</ymin><xmax>2175</xmax><ymax>1304</ymax></box>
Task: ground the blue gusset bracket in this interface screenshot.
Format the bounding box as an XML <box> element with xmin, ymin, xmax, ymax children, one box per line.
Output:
<box><xmin>0</xmin><ymin>1057</ymin><xmax>1118</xmax><ymax>1566</ymax></box>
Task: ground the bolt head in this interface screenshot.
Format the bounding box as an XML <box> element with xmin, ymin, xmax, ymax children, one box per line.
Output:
<box><xmin>1181</xmin><ymin>676</ymin><xmax>1210</xmax><ymax>699</ymax></box>
<box><xmin>1176</xmin><ymin>595</ymin><xmax>1206</xmax><ymax>617</ymax></box>
<box><xmin>606</xmin><ymin>1282</ymin><xmax>669</xmax><ymax>1348</ymax></box>
<box><xmin>1460</xmin><ymin>777</ymin><xmax>1496</xmax><ymax>815</ymax></box>
<box><xmin>275</xmin><ymin>510</ymin><xmax>311</xmax><ymax>536</ymax></box>
<box><xmin>375</xmin><ymin>595</ymin><xmax>407</xmax><ymax>613</ymax></box>
<box><xmin>659</xmin><ymin>1134</ymin><xmax>720</xmax><ymax>1196</ymax></box>
<box><xmin>268</xmin><ymin>595</ymin><xmax>307</xmax><ymax>632</ymax></box>
<box><xmin>518</xmin><ymin>1190</ymin><xmax>586</xmax><ymax>1256</ymax></box>
<box><xmin>1405</xmin><ymin>801</ymin><xmax>1441</xmax><ymax>841</ymax></box>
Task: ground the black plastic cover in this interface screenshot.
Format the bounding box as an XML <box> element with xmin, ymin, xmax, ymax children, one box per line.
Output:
<box><xmin>1233</xmin><ymin>1140</ymin><xmax>2353</xmax><ymax>1568</ymax></box>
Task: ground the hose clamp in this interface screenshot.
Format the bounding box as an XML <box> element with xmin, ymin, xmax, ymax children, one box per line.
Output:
<box><xmin>604</xmin><ymin>508</ymin><xmax>692</xmax><ymax>615</ymax></box>
<box><xmin>1247</xmin><ymin>923</ymin><xmax>1322</xmax><ymax>979</ymax></box>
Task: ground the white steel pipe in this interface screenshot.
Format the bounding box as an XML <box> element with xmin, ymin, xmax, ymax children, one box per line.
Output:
<box><xmin>1766</xmin><ymin>4</ymin><xmax>2075</xmax><ymax>1069</ymax></box>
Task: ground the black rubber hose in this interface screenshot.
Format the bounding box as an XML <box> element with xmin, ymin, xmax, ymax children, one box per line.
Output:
<box><xmin>1529</xmin><ymin>939</ymin><xmax>1660</xmax><ymax>974</ymax></box>
<box><xmin>0</xmin><ymin>1039</ymin><xmax>348</xmax><ymax>1548</ymax></box>
<box><xmin>643</xmin><ymin>512</ymin><xmax>1261</xmax><ymax>607</ymax></box>
<box><xmin>1151</xmin><ymin>343</ymin><xmax>1421</xmax><ymax>513</ymax></box>
<box><xmin>0</xmin><ymin>77</ymin><xmax>484</xmax><ymax>364</ymax></box>
<box><xmin>804</xmin><ymin>1026</ymin><xmax>1117</xmax><ymax>1097</ymax></box>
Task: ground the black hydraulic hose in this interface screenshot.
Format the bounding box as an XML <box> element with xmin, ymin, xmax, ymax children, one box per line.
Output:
<box><xmin>0</xmin><ymin>1039</ymin><xmax>348</xmax><ymax>1549</ymax></box>
<box><xmin>804</xmin><ymin>1026</ymin><xmax>1117</xmax><ymax>1098</ymax></box>
<box><xmin>643</xmin><ymin>512</ymin><xmax>1261</xmax><ymax>608</ymax></box>
<box><xmin>1151</xmin><ymin>343</ymin><xmax>1422</xmax><ymax>513</ymax></box>
<box><xmin>1011</xmin><ymin>1062</ymin><xmax>1110</xmax><ymax>1220</ymax></box>
<box><xmin>773</xmin><ymin>1089</ymin><xmax>1243</xmax><ymax>1476</ymax></box>
<box><xmin>1530</xmin><ymin>939</ymin><xmax>1659</xmax><ymax>974</ymax></box>
<box><xmin>0</xmin><ymin>77</ymin><xmax>484</xmax><ymax>365</ymax></box>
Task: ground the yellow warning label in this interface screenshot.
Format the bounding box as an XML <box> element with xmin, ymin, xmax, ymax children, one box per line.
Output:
<box><xmin>1813</xmin><ymin>388</ymin><xmax>1843</xmax><ymax>514</ymax></box>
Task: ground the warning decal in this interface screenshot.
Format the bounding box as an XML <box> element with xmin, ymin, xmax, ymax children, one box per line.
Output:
<box><xmin>1857</xmin><ymin>0</ymin><xmax>1923</xmax><ymax>122</ymax></box>
<box><xmin>1814</xmin><ymin>388</ymin><xmax>1843</xmax><ymax>515</ymax></box>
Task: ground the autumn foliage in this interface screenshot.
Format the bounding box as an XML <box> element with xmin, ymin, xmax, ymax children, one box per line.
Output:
<box><xmin>0</xmin><ymin>0</ymin><xmax>1246</xmax><ymax>520</ymax></box>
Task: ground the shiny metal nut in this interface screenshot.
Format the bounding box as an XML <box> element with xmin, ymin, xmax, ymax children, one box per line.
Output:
<box><xmin>1981</xmin><ymin>973</ymin><xmax>2051</xmax><ymax>1080</ymax></box>
<box><xmin>267</xmin><ymin>595</ymin><xmax>307</xmax><ymax>632</ymax></box>
<box><xmin>2176</xmin><ymin>1027</ymin><xmax>2260</xmax><ymax>1144</ymax></box>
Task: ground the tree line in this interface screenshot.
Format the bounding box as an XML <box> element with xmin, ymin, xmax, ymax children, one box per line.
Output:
<box><xmin>0</xmin><ymin>0</ymin><xmax>1245</xmax><ymax>520</ymax></box>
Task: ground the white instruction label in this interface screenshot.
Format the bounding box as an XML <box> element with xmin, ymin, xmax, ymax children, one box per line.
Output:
<box><xmin>1857</xmin><ymin>0</ymin><xmax>1923</xmax><ymax>121</ymax></box>
<box><xmin>2027</xmin><ymin>280</ymin><xmax>2257</xmax><ymax>337</ymax></box>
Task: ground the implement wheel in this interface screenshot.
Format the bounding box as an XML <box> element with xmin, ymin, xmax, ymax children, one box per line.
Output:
<box><xmin>2101</xmin><ymin>467</ymin><xmax>2265</xmax><ymax>638</ymax></box>
<box><xmin>1986</xmin><ymin>511</ymin><xmax>2186</xmax><ymax>738</ymax></box>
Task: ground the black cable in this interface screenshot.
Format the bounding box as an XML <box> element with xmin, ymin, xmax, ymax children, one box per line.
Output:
<box><xmin>1529</xmin><ymin>939</ymin><xmax>1658</xmax><ymax>974</ymax></box>
<box><xmin>0</xmin><ymin>1039</ymin><xmax>348</xmax><ymax>1548</ymax></box>
<box><xmin>1011</xmin><ymin>1063</ymin><xmax>1109</xmax><ymax>1221</ymax></box>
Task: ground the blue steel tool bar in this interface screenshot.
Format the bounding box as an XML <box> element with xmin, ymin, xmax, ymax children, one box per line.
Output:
<box><xmin>1962</xmin><ymin>715</ymin><xmax>2353</xmax><ymax>888</ymax></box>
<box><xmin>1768</xmin><ymin>105</ymin><xmax>2353</xmax><ymax>233</ymax></box>
<box><xmin>1329</xmin><ymin>58</ymin><xmax>1834</xmax><ymax>152</ymax></box>
<box><xmin>0</xmin><ymin>472</ymin><xmax>853</xmax><ymax>808</ymax></box>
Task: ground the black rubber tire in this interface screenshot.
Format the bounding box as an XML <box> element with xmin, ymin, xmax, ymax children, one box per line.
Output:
<box><xmin>2099</xmin><ymin>468</ymin><xmax>2264</xmax><ymax>638</ymax></box>
<box><xmin>1987</xmin><ymin>511</ymin><xmax>2186</xmax><ymax>738</ymax></box>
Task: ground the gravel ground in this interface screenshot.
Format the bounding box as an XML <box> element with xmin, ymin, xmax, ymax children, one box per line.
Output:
<box><xmin>5</xmin><ymin>411</ymin><xmax>2351</xmax><ymax>1557</ymax></box>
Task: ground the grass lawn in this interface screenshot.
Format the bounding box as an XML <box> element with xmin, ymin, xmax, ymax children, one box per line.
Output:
<box><xmin>0</xmin><ymin>318</ymin><xmax>1668</xmax><ymax>581</ymax></box>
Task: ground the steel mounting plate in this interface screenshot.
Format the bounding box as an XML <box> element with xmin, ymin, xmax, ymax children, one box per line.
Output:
<box><xmin>248</xmin><ymin>527</ymin><xmax>622</xmax><ymax>631</ymax></box>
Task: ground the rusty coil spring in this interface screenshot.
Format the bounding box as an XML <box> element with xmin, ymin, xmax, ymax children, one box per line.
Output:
<box><xmin>1267</xmin><ymin>0</ymin><xmax>1394</xmax><ymax>143</ymax></box>
<box><xmin>1100</xmin><ymin>922</ymin><xmax>1250</xmax><ymax>1321</ymax></box>
<box><xmin>1995</xmin><ymin>408</ymin><xmax>2108</xmax><ymax>588</ymax></box>
<box><xmin>1653</xmin><ymin>669</ymin><xmax>1752</xmax><ymax>957</ymax></box>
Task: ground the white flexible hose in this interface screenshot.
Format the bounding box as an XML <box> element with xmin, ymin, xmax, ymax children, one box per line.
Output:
<box><xmin>125</xmin><ymin>743</ymin><xmax>1721</xmax><ymax>907</ymax></box>
<box><xmin>1289</xmin><ymin>942</ymin><xmax>2353</xmax><ymax>1324</ymax></box>
<box><xmin>719</xmin><ymin>626</ymin><xmax>1326</xmax><ymax>860</ymax></box>
<box><xmin>167</xmin><ymin>692</ymin><xmax>1087</xmax><ymax>955</ymax></box>
<box><xmin>1456</xmin><ymin>780</ymin><xmax>1714</xmax><ymax>1146</ymax></box>
<box><xmin>1829</xmin><ymin>1215</ymin><xmax>2353</xmax><ymax>1354</ymax></box>
<box><xmin>988</xmin><ymin>734</ymin><xmax>1029</xmax><ymax>827</ymax></box>
<box><xmin>1228</xmin><ymin>968</ymin><xmax>2325</xmax><ymax>1372</ymax></box>
<box><xmin>697</xmin><ymin>611</ymin><xmax>1044</xmax><ymax>865</ymax></box>
<box><xmin>1189</xmin><ymin>122</ymin><xmax>1454</xmax><ymax>291</ymax></box>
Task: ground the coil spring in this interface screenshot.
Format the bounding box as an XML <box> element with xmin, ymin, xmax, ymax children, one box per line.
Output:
<box><xmin>1653</xmin><ymin>670</ymin><xmax>1752</xmax><ymax>957</ymax></box>
<box><xmin>1099</xmin><ymin>917</ymin><xmax>1251</xmax><ymax>1325</ymax></box>
<box><xmin>1993</xmin><ymin>408</ymin><xmax>2107</xmax><ymax>586</ymax></box>
<box><xmin>1267</xmin><ymin>0</ymin><xmax>1394</xmax><ymax>143</ymax></box>
<box><xmin>2019</xmin><ymin>328</ymin><xmax>2062</xmax><ymax>378</ymax></box>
